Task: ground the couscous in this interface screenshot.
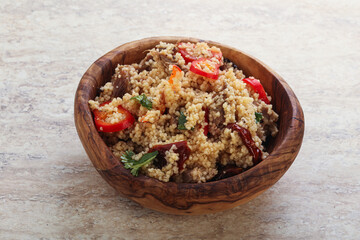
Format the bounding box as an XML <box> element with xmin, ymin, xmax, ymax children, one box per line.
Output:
<box><xmin>89</xmin><ymin>41</ymin><xmax>278</xmax><ymax>183</ymax></box>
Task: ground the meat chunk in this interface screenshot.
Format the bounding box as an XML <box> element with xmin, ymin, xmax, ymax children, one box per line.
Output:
<box><xmin>172</xmin><ymin>169</ymin><xmax>193</xmax><ymax>183</ymax></box>
<box><xmin>137</xmin><ymin>53</ymin><xmax>153</xmax><ymax>72</ymax></box>
<box><xmin>99</xmin><ymin>132</ymin><xmax>119</xmax><ymax>146</ymax></box>
<box><xmin>210</xmin><ymin>164</ymin><xmax>244</xmax><ymax>181</ymax></box>
<box><xmin>208</xmin><ymin>103</ymin><xmax>225</xmax><ymax>138</ymax></box>
<box><xmin>151</xmin><ymin>50</ymin><xmax>182</xmax><ymax>74</ymax></box>
<box><xmin>111</xmin><ymin>67</ymin><xmax>130</xmax><ymax>98</ymax></box>
<box><xmin>254</xmin><ymin>101</ymin><xmax>279</xmax><ymax>140</ymax></box>
<box><xmin>159</xmin><ymin>54</ymin><xmax>178</xmax><ymax>69</ymax></box>
<box><xmin>220</xmin><ymin>58</ymin><xmax>237</xmax><ymax>71</ymax></box>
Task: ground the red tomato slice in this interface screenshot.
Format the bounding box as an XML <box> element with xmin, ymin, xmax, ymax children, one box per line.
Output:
<box><xmin>92</xmin><ymin>101</ymin><xmax>135</xmax><ymax>132</ymax></box>
<box><xmin>242</xmin><ymin>77</ymin><xmax>270</xmax><ymax>104</ymax></box>
<box><xmin>190</xmin><ymin>58</ymin><xmax>219</xmax><ymax>80</ymax></box>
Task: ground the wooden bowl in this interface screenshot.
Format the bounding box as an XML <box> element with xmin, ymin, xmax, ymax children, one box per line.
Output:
<box><xmin>74</xmin><ymin>36</ymin><xmax>304</xmax><ymax>215</ymax></box>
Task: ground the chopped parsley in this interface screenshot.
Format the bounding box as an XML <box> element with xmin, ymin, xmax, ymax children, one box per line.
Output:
<box><xmin>120</xmin><ymin>150</ymin><xmax>158</xmax><ymax>176</ymax></box>
<box><xmin>131</xmin><ymin>94</ymin><xmax>152</xmax><ymax>110</ymax></box>
<box><xmin>177</xmin><ymin>111</ymin><xmax>188</xmax><ymax>130</ymax></box>
<box><xmin>255</xmin><ymin>112</ymin><xmax>263</xmax><ymax>123</ymax></box>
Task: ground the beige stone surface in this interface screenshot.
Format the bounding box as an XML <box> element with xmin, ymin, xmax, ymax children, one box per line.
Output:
<box><xmin>1</xmin><ymin>0</ymin><xmax>360</xmax><ymax>239</ymax></box>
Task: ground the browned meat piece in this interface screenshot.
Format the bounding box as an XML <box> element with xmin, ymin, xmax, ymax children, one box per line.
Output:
<box><xmin>211</xmin><ymin>164</ymin><xmax>244</xmax><ymax>181</ymax></box>
<box><xmin>111</xmin><ymin>67</ymin><xmax>130</xmax><ymax>98</ymax></box>
<box><xmin>99</xmin><ymin>132</ymin><xmax>119</xmax><ymax>146</ymax></box>
<box><xmin>209</xmin><ymin>124</ymin><xmax>222</xmax><ymax>138</ymax></box>
<box><xmin>137</xmin><ymin>53</ymin><xmax>153</xmax><ymax>72</ymax></box>
<box><xmin>152</xmin><ymin>50</ymin><xmax>183</xmax><ymax>74</ymax></box>
<box><xmin>172</xmin><ymin>169</ymin><xmax>193</xmax><ymax>183</ymax></box>
<box><xmin>138</xmin><ymin>50</ymin><xmax>179</xmax><ymax>75</ymax></box>
<box><xmin>220</xmin><ymin>58</ymin><xmax>238</xmax><ymax>71</ymax></box>
<box><xmin>208</xmin><ymin>104</ymin><xmax>225</xmax><ymax>138</ymax></box>
<box><xmin>159</xmin><ymin>54</ymin><xmax>178</xmax><ymax>68</ymax></box>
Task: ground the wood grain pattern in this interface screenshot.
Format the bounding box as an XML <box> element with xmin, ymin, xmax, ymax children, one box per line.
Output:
<box><xmin>74</xmin><ymin>36</ymin><xmax>304</xmax><ymax>215</ymax></box>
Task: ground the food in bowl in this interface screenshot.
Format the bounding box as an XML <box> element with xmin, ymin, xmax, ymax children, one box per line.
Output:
<box><xmin>88</xmin><ymin>41</ymin><xmax>278</xmax><ymax>183</ymax></box>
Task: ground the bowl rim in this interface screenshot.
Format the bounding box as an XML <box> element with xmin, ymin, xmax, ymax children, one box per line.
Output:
<box><xmin>74</xmin><ymin>36</ymin><xmax>304</xmax><ymax>201</ymax></box>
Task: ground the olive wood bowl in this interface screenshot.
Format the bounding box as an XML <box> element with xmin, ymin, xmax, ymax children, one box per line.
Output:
<box><xmin>74</xmin><ymin>36</ymin><xmax>304</xmax><ymax>215</ymax></box>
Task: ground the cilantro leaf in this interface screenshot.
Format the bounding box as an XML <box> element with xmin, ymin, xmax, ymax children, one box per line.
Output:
<box><xmin>120</xmin><ymin>150</ymin><xmax>158</xmax><ymax>176</ymax></box>
<box><xmin>177</xmin><ymin>111</ymin><xmax>188</xmax><ymax>130</ymax></box>
<box><xmin>131</xmin><ymin>94</ymin><xmax>153</xmax><ymax>110</ymax></box>
<box><xmin>255</xmin><ymin>112</ymin><xmax>263</xmax><ymax>123</ymax></box>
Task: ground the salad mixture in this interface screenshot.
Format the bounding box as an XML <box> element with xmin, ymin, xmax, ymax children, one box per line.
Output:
<box><xmin>89</xmin><ymin>41</ymin><xmax>278</xmax><ymax>183</ymax></box>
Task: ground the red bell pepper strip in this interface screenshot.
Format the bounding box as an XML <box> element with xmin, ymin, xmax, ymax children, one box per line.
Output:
<box><xmin>177</xmin><ymin>42</ymin><xmax>198</xmax><ymax>63</ymax></box>
<box><xmin>148</xmin><ymin>141</ymin><xmax>191</xmax><ymax>171</ymax></box>
<box><xmin>178</xmin><ymin>42</ymin><xmax>223</xmax><ymax>64</ymax></box>
<box><xmin>210</xmin><ymin>49</ymin><xmax>223</xmax><ymax>64</ymax></box>
<box><xmin>190</xmin><ymin>58</ymin><xmax>220</xmax><ymax>80</ymax></box>
<box><xmin>227</xmin><ymin>123</ymin><xmax>262</xmax><ymax>165</ymax></box>
<box><xmin>242</xmin><ymin>77</ymin><xmax>270</xmax><ymax>104</ymax></box>
<box><xmin>168</xmin><ymin>65</ymin><xmax>182</xmax><ymax>91</ymax></box>
<box><xmin>93</xmin><ymin>101</ymin><xmax>135</xmax><ymax>133</ymax></box>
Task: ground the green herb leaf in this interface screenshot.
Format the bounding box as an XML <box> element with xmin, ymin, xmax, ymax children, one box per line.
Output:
<box><xmin>255</xmin><ymin>112</ymin><xmax>263</xmax><ymax>123</ymax></box>
<box><xmin>178</xmin><ymin>111</ymin><xmax>188</xmax><ymax>130</ymax></box>
<box><xmin>120</xmin><ymin>150</ymin><xmax>136</xmax><ymax>169</ymax></box>
<box><xmin>120</xmin><ymin>150</ymin><xmax>159</xmax><ymax>176</ymax></box>
<box><xmin>131</xmin><ymin>94</ymin><xmax>153</xmax><ymax>110</ymax></box>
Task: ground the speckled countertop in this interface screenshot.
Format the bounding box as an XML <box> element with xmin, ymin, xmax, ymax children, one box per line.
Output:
<box><xmin>1</xmin><ymin>0</ymin><xmax>359</xmax><ymax>239</ymax></box>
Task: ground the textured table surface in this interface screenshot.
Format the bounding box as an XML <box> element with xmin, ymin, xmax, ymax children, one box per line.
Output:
<box><xmin>1</xmin><ymin>0</ymin><xmax>359</xmax><ymax>239</ymax></box>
